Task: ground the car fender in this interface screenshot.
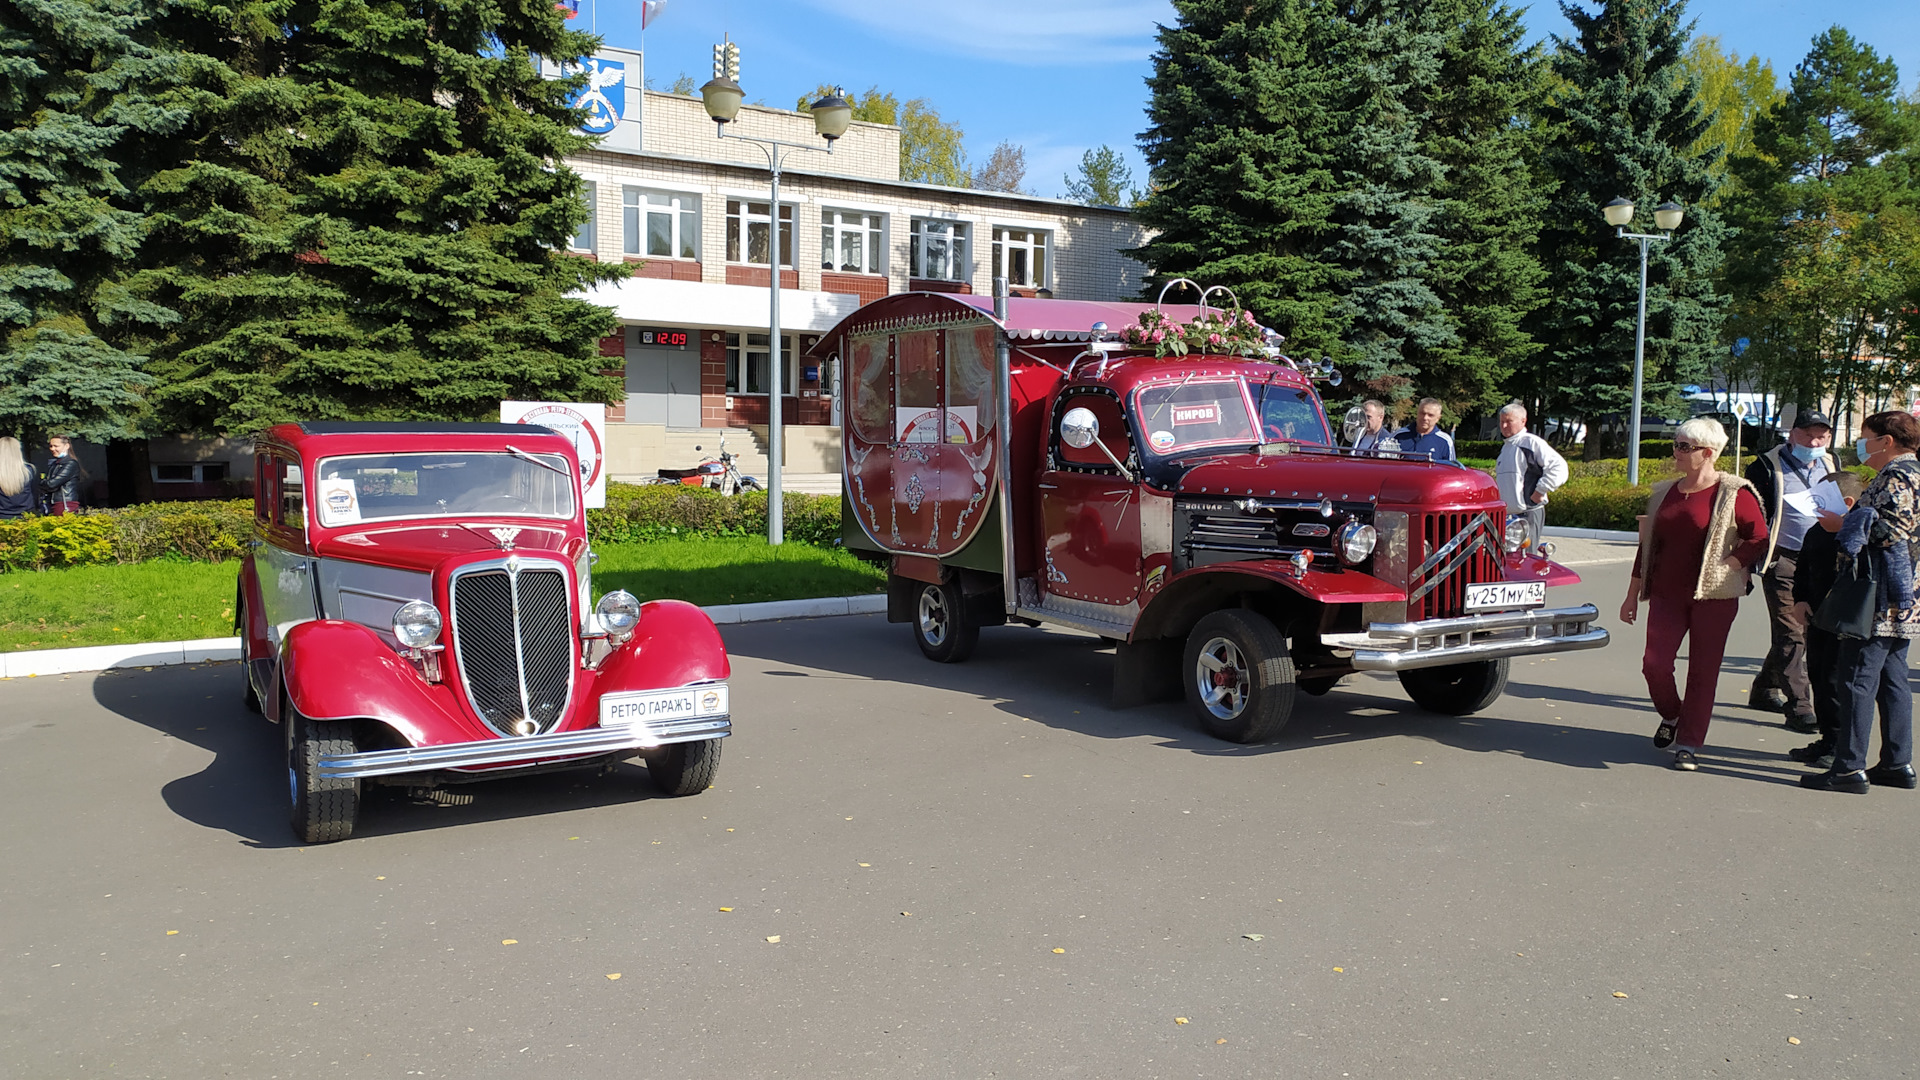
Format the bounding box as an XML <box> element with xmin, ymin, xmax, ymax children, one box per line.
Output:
<box><xmin>1134</xmin><ymin>563</ymin><xmax>1404</xmax><ymax>642</ymax></box>
<box><xmin>1505</xmin><ymin>552</ymin><xmax>1582</xmax><ymax>588</ymax></box>
<box><xmin>279</xmin><ymin>619</ymin><xmax>476</xmax><ymax>747</ymax></box>
<box><xmin>595</xmin><ymin>600</ymin><xmax>731</xmax><ymax>693</ymax></box>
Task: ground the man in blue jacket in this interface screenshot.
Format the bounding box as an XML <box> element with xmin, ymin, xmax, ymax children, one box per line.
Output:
<box><xmin>1395</xmin><ymin>398</ymin><xmax>1455</xmax><ymax>462</ymax></box>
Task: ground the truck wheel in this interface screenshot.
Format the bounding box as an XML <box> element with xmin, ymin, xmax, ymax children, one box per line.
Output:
<box><xmin>650</xmin><ymin>739</ymin><xmax>722</xmax><ymax>796</ymax></box>
<box><xmin>237</xmin><ymin>592</ymin><xmax>261</xmax><ymax>714</ymax></box>
<box><xmin>1183</xmin><ymin>610</ymin><xmax>1296</xmax><ymax>743</ymax></box>
<box><xmin>286</xmin><ymin>704</ymin><xmax>360</xmax><ymax>843</ymax></box>
<box><xmin>913</xmin><ymin>579</ymin><xmax>978</xmax><ymax>663</ymax></box>
<box><xmin>1398</xmin><ymin>659</ymin><xmax>1509</xmax><ymax>716</ymax></box>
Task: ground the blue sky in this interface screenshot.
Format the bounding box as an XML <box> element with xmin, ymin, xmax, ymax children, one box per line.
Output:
<box><xmin>589</xmin><ymin>0</ymin><xmax>1920</xmax><ymax>199</ymax></box>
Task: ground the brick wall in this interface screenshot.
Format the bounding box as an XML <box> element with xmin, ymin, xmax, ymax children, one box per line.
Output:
<box><xmin>821</xmin><ymin>271</ymin><xmax>888</xmax><ymax>305</ymax></box>
<box><xmin>642</xmin><ymin>91</ymin><xmax>900</xmax><ymax>183</ymax></box>
<box><xmin>628</xmin><ymin>258</ymin><xmax>702</xmax><ymax>281</ymax></box>
<box><xmin>699</xmin><ymin>332</ymin><xmax>729</xmax><ymax>425</ymax></box>
<box><xmin>725</xmin><ymin>265</ymin><xmax>800</xmax><ymax>289</ymax></box>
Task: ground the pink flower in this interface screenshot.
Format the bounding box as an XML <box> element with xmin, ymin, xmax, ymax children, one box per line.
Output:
<box><xmin>1150</xmin><ymin>329</ymin><xmax>1164</xmax><ymax>343</ymax></box>
<box><xmin>1242</xmin><ymin>310</ymin><xmax>1256</xmax><ymax>324</ymax></box>
<box><xmin>1207</xmin><ymin>333</ymin><xmax>1223</xmax><ymax>346</ymax></box>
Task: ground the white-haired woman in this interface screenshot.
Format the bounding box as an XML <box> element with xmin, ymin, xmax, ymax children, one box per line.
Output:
<box><xmin>0</xmin><ymin>437</ymin><xmax>35</xmax><ymax>518</ymax></box>
<box><xmin>1619</xmin><ymin>418</ymin><xmax>1769</xmax><ymax>770</ymax></box>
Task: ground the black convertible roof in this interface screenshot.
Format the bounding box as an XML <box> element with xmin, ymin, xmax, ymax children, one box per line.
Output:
<box><xmin>295</xmin><ymin>421</ymin><xmax>557</xmax><ymax>437</ymax></box>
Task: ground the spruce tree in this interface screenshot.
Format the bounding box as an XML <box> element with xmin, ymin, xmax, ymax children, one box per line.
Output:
<box><xmin>126</xmin><ymin>0</ymin><xmax>626</xmax><ymax>434</ymax></box>
<box><xmin>1528</xmin><ymin>0</ymin><xmax>1728</xmax><ymax>457</ymax></box>
<box><xmin>0</xmin><ymin>0</ymin><xmax>178</xmax><ymax>441</ymax></box>
<box><xmin>1132</xmin><ymin>0</ymin><xmax>1351</xmax><ymax>357</ymax></box>
<box><xmin>1411</xmin><ymin>0</ymin><xmax>1552</xmax><ymax>415</ymax></box>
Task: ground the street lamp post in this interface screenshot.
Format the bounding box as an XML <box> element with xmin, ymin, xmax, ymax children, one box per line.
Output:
<box><xmin>1603</xmin><ymin>197</ymin><xmax>1685</xmax><ymax>487</ymax></box>
<box><xmin>700</xmin><ymin>66</ymin><xmax>851</xmax><ymax>545</ymax></box>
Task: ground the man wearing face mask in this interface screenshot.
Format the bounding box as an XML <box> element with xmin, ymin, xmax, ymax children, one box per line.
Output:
<box><xmin>1744</xmin><ymin>409</ymin><xmax>1839</xmax><ymax>733</ymax></box>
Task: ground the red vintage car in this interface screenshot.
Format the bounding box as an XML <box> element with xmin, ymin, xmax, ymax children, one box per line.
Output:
<box><xmin>237</xmin><ymin>422</ymin><xmax>730</xmax><ymax>843</ymax></box>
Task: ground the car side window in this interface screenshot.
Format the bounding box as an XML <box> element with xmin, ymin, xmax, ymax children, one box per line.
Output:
<box><xmin>276</xmin><ymin>458</ymin><xmax>305</xmax><ymax>530</ymax></box>
<box><xmin>254</xmin><ymin>454</ymin><xmax>274</xmax><ymax>526</ymax></box>
<box><xmin>1056</xmin><ymin>393</ymin><xmax>1131</xmax><ymax>469</ymax></box>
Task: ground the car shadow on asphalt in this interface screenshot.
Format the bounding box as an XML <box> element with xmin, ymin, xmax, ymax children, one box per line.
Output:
<box><xmin>91</xmin><ymin>662</ymin><xmax>666</xmax><ymax>847</ymax></box>
<box><xmin>723</xmin><ymin>616</ymin><xmax>1685</xmax><ymax>773</ymax></box>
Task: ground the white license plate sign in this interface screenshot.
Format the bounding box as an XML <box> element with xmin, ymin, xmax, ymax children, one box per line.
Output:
<box><xmin>1463</xmin><ymin>581</ymin><xmax>1546</xmax><ymax>612</ymax></box>
<box><xmin>600</xmin><ymin>684</ymin><xmax>729</xmax><ymax>727</ymax></box>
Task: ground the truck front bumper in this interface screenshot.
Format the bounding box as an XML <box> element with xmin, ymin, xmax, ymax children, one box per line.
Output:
<box><xmin>317</xmin><ymin>717</ymin><xmax>730</xmax><ymax>781</ymax></box>
<box><xmin>1343</xmin><ymin>604</ymin><xmax>1607</xmax><ymax>672</ymax></box>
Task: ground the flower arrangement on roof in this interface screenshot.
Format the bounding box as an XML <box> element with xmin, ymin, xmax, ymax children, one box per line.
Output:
<box><xmin>1121</xmin><ymin>306</ymin><xmax>1269</xmax><ymax>359</ymax></box>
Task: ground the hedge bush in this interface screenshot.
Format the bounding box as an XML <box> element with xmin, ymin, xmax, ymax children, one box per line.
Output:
<box><xmin>588</xmin><ymin>483</ymin><xmax>843</xmax><ymax>546</ymax></box>
<box><xmin>0</xmin><ymin>500</ymin><xmax>254</xmax><ymax>572</ymax></box>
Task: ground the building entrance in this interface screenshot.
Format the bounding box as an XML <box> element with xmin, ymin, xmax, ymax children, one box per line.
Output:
<box><xmin>626</xmin><ymin>343</ymin><xmax>701</xmax><ymax>427</ymax></box>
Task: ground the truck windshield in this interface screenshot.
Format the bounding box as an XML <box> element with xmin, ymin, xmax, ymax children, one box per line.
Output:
<box><xmin>1252</xmin><ymin>381</ymin><xmax>1332</xmax><ymax>446</ymax></box>
<box><xmin>313</xmin><ymin>452</ymin><xmax>577</xmax><ymax>527</ymax></box>
<box><xmin>1135</xmin><ymin>378</ymin><xmax>1259</xmax><ymax>455</ymax></box>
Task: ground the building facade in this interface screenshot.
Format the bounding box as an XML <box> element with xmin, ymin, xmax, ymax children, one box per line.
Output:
<box><xmin>554</xmin><ymin>51</ymin><xmax>1150</xmax><ymax>478</ymax></box>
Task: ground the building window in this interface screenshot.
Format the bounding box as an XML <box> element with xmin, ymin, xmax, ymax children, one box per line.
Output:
<box><xmin>992</xmin><ymin>227</ymin><xmax>1049</xmax><ymax>289</ymax></box>
<box><xmin>910</xmin><ymin>218</ymin><xmax>968</xmax><ymax>281</ymax></box>
<box><xmin>570</xmin><ymin>181</ymin><xmax>596</xmax><ymax>252</ymax></box>
<box><xmin>726</xmin><ymin>332</ymin><xmax>799</xmax><ymax>395</ymax></box>
<box><xmin>624</xmin><ymin>187</ymin><xmax>699</xmax><ymax>260</ymax></box>
<box><xmin>153</xmin><ymin>462</ymin><xmax>229</xmax><ymax>484</ymax></box>
<box><xmin>726</xmin><ymin>200</ymin><xmax>795</xmax><ymax>268</ymax></box>
<box><xmin>822</xmin><ymin>209</ymin><xmax>883</xmax><ymax>274</ymax></box>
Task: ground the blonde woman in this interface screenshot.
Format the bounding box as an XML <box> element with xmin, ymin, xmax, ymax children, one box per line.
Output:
<box><xmin>0</xmin><ymin>437</ymin><xmax>35</xmax><ymax>518</ymax></box>
<box><xmin>1619</xmin><ymin>418</ymin><xmax>1769</xmax><ymax>770</ymax></box>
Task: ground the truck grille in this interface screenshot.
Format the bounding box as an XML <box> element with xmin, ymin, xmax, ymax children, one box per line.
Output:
<box><xmin>451</xmin><ymin>565</ymin><xmax>574</xmax><ymax>735</ymax></box>
<box><xmin>1411</xmin><ymin>511</ymin><xmax>1504</xmax><ymax>620</ymax></box>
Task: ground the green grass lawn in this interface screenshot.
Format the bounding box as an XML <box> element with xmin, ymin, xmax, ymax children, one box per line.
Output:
<box><xmin>0</xmin><ymin>538</ymin><xmax>885</xmax><ymax>653</ymax></box>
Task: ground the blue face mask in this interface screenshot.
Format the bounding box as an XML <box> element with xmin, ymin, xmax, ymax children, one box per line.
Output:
<box><xmin>1857</xmin><ymin>438</ymin><xmax>1876</xmax><ymax>463</ymax></box>
<box><xmin>1787</xmin><ymin>442</ymin><xmax>1827</xmax><ymax>463</ymax></box>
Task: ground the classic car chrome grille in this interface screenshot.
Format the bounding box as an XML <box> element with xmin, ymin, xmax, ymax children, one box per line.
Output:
<box><xmin>1412</xmin><ymin>511</ymin><xmax>1504</xmax><ymax>621</ymax></box>
<box><xmin>452</xmin><ymin>565</ymin><xmax>573</xmax><ymax>735</ymax></box>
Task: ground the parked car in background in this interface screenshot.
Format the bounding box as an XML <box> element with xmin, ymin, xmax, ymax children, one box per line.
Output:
<box><xmin>238</xmin><ymin>422</ymin><xmax>732</xmax><ymax>843</ymax></box>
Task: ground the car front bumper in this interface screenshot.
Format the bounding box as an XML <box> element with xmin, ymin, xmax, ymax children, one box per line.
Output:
<box><xmin>1341</xmin><ymin>604</ymin><xmax>1608</xmax><ymax>672</ymax></box>
<box><xmin>317</xmin><ymin>716</ymin><xmax>730</xmax><ymax>781</ymax></box>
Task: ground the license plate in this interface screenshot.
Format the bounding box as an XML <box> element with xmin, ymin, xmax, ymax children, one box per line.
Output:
<box><xmin>1463</xmin><ymin>581</ymin><xmax>1546</xmax><ymax>612</ymax></box>
<box><xmin>600</xmin><ymin>684</ymin><xmax>729</xmax><ymax>727</ymax></box>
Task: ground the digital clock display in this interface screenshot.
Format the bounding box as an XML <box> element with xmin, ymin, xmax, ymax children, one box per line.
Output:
<box><xmin>638</xmin><ymin>327</ymin><xmax>690</xmax><ymax>348</ymax></box>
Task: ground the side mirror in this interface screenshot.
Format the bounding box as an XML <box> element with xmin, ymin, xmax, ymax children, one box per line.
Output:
<box><xmin>1061</xmin><ymin>407</ymin><xmax>1099</xmax><ymax>449</ymax></box>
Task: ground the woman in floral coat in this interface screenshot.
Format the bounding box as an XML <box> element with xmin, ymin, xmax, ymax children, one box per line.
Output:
<box><xmin>1801</xmin><ymin>411</ymin><xmax>1920</xmax><ymax>794</ymax></box>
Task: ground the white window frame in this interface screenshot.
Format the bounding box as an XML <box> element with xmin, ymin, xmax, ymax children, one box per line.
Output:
<box><xmin>992</xmin><ymin>226</ymin><xmax>1050</xmax><ymax>289</ymax></box>
<box><xmin>725</xmin><ymin>333</ymin><xmax>800</xmax><ymax>396</ymax></box>
<box><xmin>726</xmin><ymin>200</ymin><xmax>796</xmax><ymax>269</ymax></box>
<box><xmin>570</xmin><ymin>180</ymin><xmax>596</xmax><ymax>253</ymax></box>
<box><xmin>909</xmin><ymin>218</ymin><xmax>969</xmax><ymax>281</ymax></box>
<box><xmin>821</xmin><ymin>208</ymin><xmax>884</xmax><ymax>275</ymax></box>
<box><xmin>624</xmin><ymin>187</ymin><xmax>700</xmax><ymax>261</ymax></box>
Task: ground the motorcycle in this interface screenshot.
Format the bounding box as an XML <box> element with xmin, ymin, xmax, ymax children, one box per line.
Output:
<box><xmin>648</xmin><ymin>434</ymin><xmax>762</xmax><ymax>496</ymax></box>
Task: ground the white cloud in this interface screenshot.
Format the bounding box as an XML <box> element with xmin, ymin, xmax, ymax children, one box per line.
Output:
<box><xmin>803</xmin><ymin>0</ymin><xmax>1173</xmax><ymax>65</ymax></box>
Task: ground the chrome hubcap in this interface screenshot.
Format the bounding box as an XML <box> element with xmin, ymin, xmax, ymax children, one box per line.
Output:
<box><xmin>917</xmin><ymin>588</ymin><xmax>950</xmax><ymax>647</ymax></box>
<box><xmin>1194</xmin><ymin>637</ymin><xmax>1251</xmax><ymax>720</ymax></box>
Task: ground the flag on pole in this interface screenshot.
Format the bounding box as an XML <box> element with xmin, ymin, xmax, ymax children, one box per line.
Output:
<box><xmin>554</xmin><ymin>0</ymin><xmax>578</xmax><ymax>17</ymax></box>
<box><xmin>641</xmin><ymin>0</ymin><xmax>667</xmax><ymax>29</ymax></box>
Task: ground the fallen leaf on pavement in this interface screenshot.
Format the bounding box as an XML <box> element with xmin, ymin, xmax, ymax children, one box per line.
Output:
<box><xmin>1243</xmin><ymin>934</ymin><xmax>1264</xmax><ymax>941</ymax></box>
<box><xmin>766</xmin><ymin>936</ymin><xmax>781</xmax><ymax>943</ymax></box>
<box><xmin>1333</xmin><ymin>967</ymin><xmax>1344</xmax><ymax>973</ymax></box>
<box><xmin>1174</xmin><ymin>1017</ymin><xmax>1189</xmax><ymax>1025</ymax></box>
<box><xmin>502</xmin><ymin>939</ymin><xmax>518</xmax><ymax>945</ymax></box>
<box><xmin>1612</xmin><ymin>991</ymin><xmax>1628</xmax><ymax>998</ymax></box>
<box><xmin>166</xmin><ymin>930</ymin><xmax>178</xmax><ymax>936</ymax></box>
<box><xmin>1052</xmin><ymin>948</ymin><xmax>1066</xmax><ymax>954</ymax></box>
<box><xmin>1788</xmin><ymin>1037</ymin><xmax>1801</xmax><ymax>1045</ymax></box>
<box><xmin>719</xmin><ymin>907</ymin><xmax>733</xmax><ymax>912</ymax></box>
<box><xmin>607</xmin><ymin>973</ymin><xmax>621</xmax><ymax>980</ymax></box>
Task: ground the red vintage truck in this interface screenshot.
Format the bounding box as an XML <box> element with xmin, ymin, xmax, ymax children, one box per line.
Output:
<box><xmin>812</xmin><ymin>287</ymin><xmax>1606</xmax><ymax>743</ymax></box>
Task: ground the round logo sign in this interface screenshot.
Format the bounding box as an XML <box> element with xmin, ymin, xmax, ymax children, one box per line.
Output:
<box><xmin>516</xmin><ymin>404</ymin><xmax>603</xmax><ymax>491</ymax></box>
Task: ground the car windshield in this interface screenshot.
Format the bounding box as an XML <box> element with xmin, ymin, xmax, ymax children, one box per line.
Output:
<box><xmin>313</xmin><ymin>452</ymin><xmax>576</xmax><ymax>527</ymax></box>
<box><xmin>1134</xmin><ymin>378</ymin><xmax>1259</xmax><ymax>456</ymax></box>
<box><xmin>1252</xmin><ymin>381</ymin><xmax>1332</xmax><ymax>446</ymax></box>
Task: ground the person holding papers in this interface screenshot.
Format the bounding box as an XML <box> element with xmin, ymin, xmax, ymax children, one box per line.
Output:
<box><xmin>1744</xmin><ymin>410</ymin><xmax>1840</xmax><ymax>734</ymax></box>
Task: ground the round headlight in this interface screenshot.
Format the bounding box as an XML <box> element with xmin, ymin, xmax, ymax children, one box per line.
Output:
<box><xmin>1503</xmin><ymin>514</ymin><xmax>1531</xmax><ymax>554</ymax></box>
<box><xmin>393</xmin><ymin>600</ymin><xmax>442</xmax><ymax>649</ymax></box>
<box><xmin>1339</xmin><ymin>521</ymin><xmax>1377</xmax><ymax>564</ymax></box>
<box><xmin>596</xmin><ymin>589</ymin><xmax>642</xmax><ymax>634</ymax></box>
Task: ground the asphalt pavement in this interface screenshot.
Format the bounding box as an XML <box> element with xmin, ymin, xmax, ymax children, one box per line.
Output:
<box><xmin>5</xmin><ymin>543</ymin><xmax>1918</xmax><ymax>1079</ymax></box>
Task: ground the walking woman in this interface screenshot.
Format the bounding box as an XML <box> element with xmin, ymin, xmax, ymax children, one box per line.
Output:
<box><xmin>1801</xmin><ymin>411</ymin><xmax>1920</xmax><ymax>794</ymax></box>
<box><xmin>37</xmin><ymin>435</ymin><xmax>84</xmax><ymax>515</ymax></box>
<box><xmin>0</xmin><ymin>437</ymin><xmax>35</xmax><ymax>518</ymax></box>
<box><xmin>1619</xmin><ymin>418</ymin><xmax>1769</xmax><ymax>771</ymax></box>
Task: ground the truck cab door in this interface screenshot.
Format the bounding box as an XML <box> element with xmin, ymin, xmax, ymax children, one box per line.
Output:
<box><xmin>1038</xmin><ymin>389</ymin><xmax>1141</xmax><ymax>607</ymax></box>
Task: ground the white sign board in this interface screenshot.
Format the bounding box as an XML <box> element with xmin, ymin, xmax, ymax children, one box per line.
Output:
<box><xmin>500</xmin><ymin>400</ymin><xmax>607</xmax><ymax>509</ymax></box>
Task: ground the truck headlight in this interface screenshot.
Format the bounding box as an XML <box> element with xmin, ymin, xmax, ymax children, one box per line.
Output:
<box><xmin>596</xmin><ymin>590</ymin><xmax>642</xmax><ymax>635</ymax></box>
<box><xmin>1503</xmin><ymin>514</ymin><xmax>1532</xmax><ymax>554</ymax></box>
<box><xmin>1339</xmin><ymin>521</ymin><xmax>1377</xmax><ymax>565</ymax></box>
<box><xmin>393</xmin><ymin>600</ymin><xmax>443</xmax><ymax>648</ymax></box>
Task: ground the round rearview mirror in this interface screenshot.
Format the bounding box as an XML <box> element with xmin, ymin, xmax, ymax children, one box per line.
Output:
<box><xmin>1341</xmin><ymin>406</ymin><xmax>1365</xmax><ymax>444</ymax></box>
<box><xmin>1060</xmin><ymin>407</ymin><xmax>1099</xmax><ymax>450</ymax></box>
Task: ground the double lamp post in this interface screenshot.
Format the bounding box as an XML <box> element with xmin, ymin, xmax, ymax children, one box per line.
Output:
<box><xmin>1602</xmin><ymin>196</ymin><xmax>1685</xmax><ymax>487</ymax></box>
<box><xmin>699</xmin><ymin>60</ymin><xmax>852</xmax><ymax>546</ymax></box>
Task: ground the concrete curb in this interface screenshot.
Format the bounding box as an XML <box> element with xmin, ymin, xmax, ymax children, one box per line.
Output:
<box><xmin>1543</xmin><ymin>525</ymin><xmax>1638</xmax><ymax>542</ymax></box>
<box><xmin>1</xmin><ymin>595</ymin><xmax>890</xmax><ymax>679</ymax></box>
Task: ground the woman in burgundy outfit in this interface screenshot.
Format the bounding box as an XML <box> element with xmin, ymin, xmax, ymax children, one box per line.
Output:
<box><xmin>1619</xmin><ymin>418</ymin><xmax>1769</xmax><ymax>770</ymax></box>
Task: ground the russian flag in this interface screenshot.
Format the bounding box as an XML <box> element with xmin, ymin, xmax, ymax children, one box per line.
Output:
<box><xmin>641</xmin><ymin>0</ymin><xmax>667</xmax><ymax>29</ymax></box>
<box><xmin>554</xmin><ymin>0</ymin><xmax>578</xmax><ymax>18</ymax></box>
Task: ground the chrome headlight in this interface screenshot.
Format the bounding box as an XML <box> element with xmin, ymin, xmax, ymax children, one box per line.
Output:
<box><xmin>393</xmin><ymin>600</ymin><xmax>443</xmax><ymax>649</ymax></box>
<box><xmin>596</xmin><ymin>589</ymin><xmax>642</xmax><ymax>635</ymax></box>
<box><xmin>1338</xmin><ymin>521</ymin><xmax>1377</xmax><ymax>564</ymax></box>
<box><xmin>1503</xmin><ymin>514</ymin><xmax>1531</xmax><ymax>554</ymax></box>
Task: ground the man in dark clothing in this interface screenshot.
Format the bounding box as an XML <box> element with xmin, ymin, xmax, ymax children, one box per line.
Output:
<box><xmin>1787</xmin><ymin>470</ymin><xmax>1866</xmax><ymax>769</ymax></box>
<box><xmin>1744</xmin><ymin>410</ymin><xmax>1839</xmax><ymax>732</ymax></box>
<box><xmin>38</xmin><ymin>435</ymin><xmax>85</xmax><ymax>515</ymax></box>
